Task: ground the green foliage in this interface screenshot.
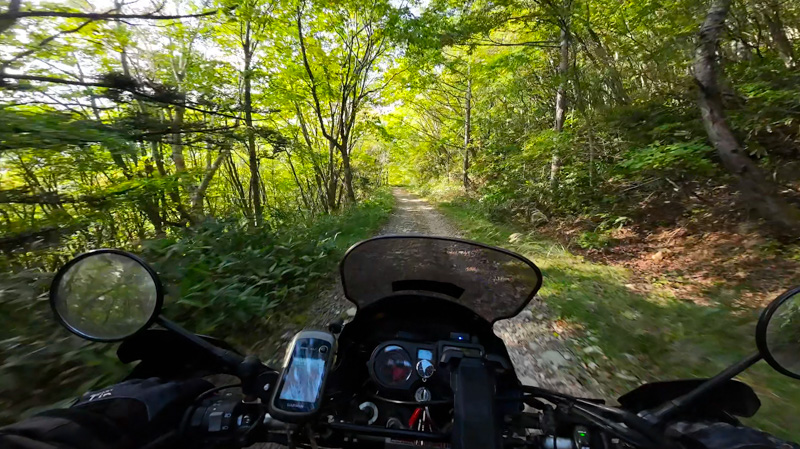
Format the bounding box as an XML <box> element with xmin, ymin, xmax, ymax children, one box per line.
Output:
<box><xmin>2</xmin><ymin>0</ymin><xmax>401</xmax><ymax>423</ymax></box>
<box><xmin>3</xmin><ymin>0</ymin><xmax>800</xmax><ymax>437</ymax></box>
<box><xmin>576</xmin><ymin>230</ymin><xmax>614</xmax><ymax>249</ymax></box>
<box><xmin>143</xmin><ymin>189</ymin><xmax>394</xmax><ymax>344</ymax></box>
<box><xmin>0</xmin><ymin>189</ymin><xmax>393</xmax><ymax>425</ymax></box>
<box><xmin>386</xmin><ymin>0</ymin><xmax>800</xmax><ymax>231</ymax></box>
<box><xmin>619</xmin><ymin>140</ymin><xmax>716</xmax><ymax>176</ymax></box>
<box><xmin>0</xmin><ymin>109</ymin><xmax>130</xmax><ymax>153</ymax></box>
<box><xmin>726</xmin><ymin>58</ymin><xmax>800</xmax><ymax>159</ymax></box>
<box><xmin>575</xmin><ymin>215</ymin><xmax>630</xmax><ymax>249</ymax></box>
<box><xmin>145</xmin><ymin>223</ymin><xmax>334</xmax><ymax>335</ymax></box>
<box><xmin>415</xmin><ymin>178</ymin><xmax>466</xmax><ymax>203</ymax></box>
<box><xmin>0</xmin><ymin>269</ymin><xmax>126</xmax><ymax>424</ymax></box>
<box><xmin>436</xmin><ymin>197</ymin><xmax>800</xmax><ymax>440</ymax></box>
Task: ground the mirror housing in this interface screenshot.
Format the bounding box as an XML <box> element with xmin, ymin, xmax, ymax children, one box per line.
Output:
<box><xmin>756</xmin><ymin>286</ymin><xmax>800</xmax><ymax>379</ymax></box>
<box><xmin>50</xmin><ymin>249</ymin><xmax>163</xmax><ymax>342</ymax></box>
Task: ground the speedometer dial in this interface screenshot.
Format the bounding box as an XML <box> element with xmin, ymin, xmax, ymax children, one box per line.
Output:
<box><xmin>374</xmin><ymin>345</ymin><xmax>413</xmax><ymax>387</ymax></box>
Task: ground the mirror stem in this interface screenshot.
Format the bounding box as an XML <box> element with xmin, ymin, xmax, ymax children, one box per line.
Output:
<box><xmin>155</xmin><ymin>316</ymin><xmax>244</xmax><ymax>369</ymax></box>
<box><xmin>643</xmin><ymin>351</ymin><xmax>762</xmax><ymax>424</ymax></box>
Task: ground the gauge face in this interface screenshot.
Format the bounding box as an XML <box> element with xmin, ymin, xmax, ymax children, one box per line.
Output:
<box><xmin>416</xmin><ymin>359</ymin><xmax>435</xmax><ymax>379</ymax></box>
<box><xmin>374</xmin><ymin>345</ymin><xmax>413</xmax><ymax>387</ymax></box>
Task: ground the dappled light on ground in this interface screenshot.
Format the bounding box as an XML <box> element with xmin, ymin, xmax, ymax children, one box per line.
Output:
<box><xmin>394</xmin><ymin>197</ymin><xmax>437</xmax><ymax>212</ymax></box>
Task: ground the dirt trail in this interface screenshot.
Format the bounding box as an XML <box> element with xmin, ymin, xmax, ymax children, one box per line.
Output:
<box><xmin>276</xmin><ymin>188</ymin><xmax>460</xmax><ymax>340</ymax></box>
<box><xmin>274</xmin><ymin>188</ymin><xmax>592</xmax><ymax>396</ymax></box>
<box><xmin>379</xmin><ymin>188</ymin><xmax>461</xmax><ymax>235</ymax></box>
<box><xmin>383</xmin><ymin>189</ymin><xmax>590</xmax><ymax>395</ymax></box>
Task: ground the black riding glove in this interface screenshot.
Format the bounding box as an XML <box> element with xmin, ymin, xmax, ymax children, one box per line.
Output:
<box><xmin>72</xmin><ymin>377</ymin><xmax>213</xmax><ymax>446</ymax></box>
<box><xmin>1</xmin><ymin>378</ymin><xmax>213</xmax><ymax>449</ymax></box>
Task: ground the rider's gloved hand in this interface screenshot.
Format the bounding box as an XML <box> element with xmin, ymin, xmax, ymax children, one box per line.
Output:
<box><xmin>71</xmin><ymin>377</ymin><xmax>213</xmax><ymax>444</ymax></box>
<box><xmin>1</xmin><ymin>377</ymin><xmax>213</xmax><ymax>449</ymax></box>
<box><xmin>669</xmin><ymin>422</ymin><xmax>799</xmax><ymax>449</ymax></box>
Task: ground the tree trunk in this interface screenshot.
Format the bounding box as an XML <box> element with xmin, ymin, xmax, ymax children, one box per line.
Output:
<box><xmin>694</xmin><ymin>0</ymin><xmax>800</xmax><ymax>233</ymax></box>
<box><xmin>0</xmin><ymin>0</ymin><xmax>21</xmax><ymax>36</ymax></box>
<box><xmin>162</xmin><ymin>110</ymin><xmax>191</xmax><ymax>224</ymax></box>
<box><xmin>294</xmin><ymin>101</ymin><xmax>331</xmax><ymax>211</ymax></box>
<box><xmin>550</xmin><ymin>26</ymin><xmax>569</xmax><ymax>191</ymax></box>
<box><xmin>243</xmin><ymin>39</ymin><xmax>263</xmax><ymax>227</ymax></box>
<box><xmin>588</xmin><ymin>128</ymin><xmax>595</xmax><ymax>187</ymax></box>
<box><xmin>761</xmin><ymin>0</ymin><xmax>794</xmax><ymax>66</ymax></box>
<box><xmin>297</xmin><ymin>7</ymin><xmax>338</xmax><ymax>211</ymax></box>
<box><xmin>286</xmin><ymin>150</ymin><xmax>311</xmax><ymax>211</ymax></box>
<box><xmin>151</xmin><ymin>141</ymin><xmax>166</xmax><ymax>176</ymax></box>
<box><xmin>463</xmin><ymin>68</ymin><xmax>472</xmax><ymax>190</ymax></box>
<box><xmin>295</xmin><ymin>4</ymin><xmax>386</xmax><ymax>207</ymax></box>
<box><xmin>190</xmin><ymin>148</ymin><xmax>229</xmax><ymax>222</ymax></box>
<box><xmin>171</xmin><ymin>103</ymin><xmax>186</xmax><ymax>172</ymax></box>
<box><xmin>141</xmin><ymin>200</ymin><xmax>164</xmax><ymax>236</ymax></box>
<box><xmin>336</xmin><ymin>179</ymin><xmax>344</xmax><ymax>209</ymax></box>
<box><xmin>340</xmin><ymin>145</ymin><xmax>357</xmax><ymax>204</ymax></box>
<box><xmin>225</xmin><ymin>153</ymin><xmax>251</xmax><ymax>219</ymax></box>
<box><xmin>327</xmin><ymin>143</ymin><xmax>338</xmax><ymax>211</ymax></box>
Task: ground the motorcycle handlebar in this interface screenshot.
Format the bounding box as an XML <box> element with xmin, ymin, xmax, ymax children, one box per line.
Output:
<box><xmin>183</xmin><ymin>397</ymin><xmax>597</xmax><ymax>449</ymax></box>
<box><xmin>182</xmin><ymin>389</ymin><xmax>664</xmax><ymax>449</ymax></box>
<box><xmin>184</xmin><ymin>394</ymin><xmax>451</xmax><ymax>441</ymax></box>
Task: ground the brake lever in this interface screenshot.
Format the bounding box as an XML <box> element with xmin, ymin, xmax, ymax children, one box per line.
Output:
<box><xmin>522</xmin><ymin>395</ymin><xmax>550</xmax><ymax>410</ymax></box>
<box><xmin>521</xmin><ymin>385</ymin><xmax>606</xmax><ymax>405</ymax></box>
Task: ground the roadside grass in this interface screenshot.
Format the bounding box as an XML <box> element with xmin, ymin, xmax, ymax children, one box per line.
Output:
<box><xmin>435</xmin><ymin>197</ymin><xmax>800</xmax><ymax>440</ymax></box>
<box><xmin>0</xmin><ymin>188</ymin><xmax>394</xmax><ymax>425</ymax></box>
<box><xmin>245</xmin><ymin>188</ymin><xmax>396</xmax><ymax>337</ymax></box>
<box><xmin>306</xmin><ymin>187</ymin><xmax>395</xmax><ymax>254</ymax></box>
<box><xmin>145</xmin><ymin>187</ymin><xmax>396</xmax><ymax>351</ymax></box>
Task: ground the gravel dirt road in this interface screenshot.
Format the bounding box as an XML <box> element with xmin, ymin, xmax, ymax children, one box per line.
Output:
<box><xmin>272</xmin><ymin>188</ymin><xmax>592</xmax><ymax>396</ymax></box>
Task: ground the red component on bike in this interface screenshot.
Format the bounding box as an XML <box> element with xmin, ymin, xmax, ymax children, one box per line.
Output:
<box><xmin>408</xmin><ymin>407</ymin><xmax>423</xmax><ymax>428</ymax></box>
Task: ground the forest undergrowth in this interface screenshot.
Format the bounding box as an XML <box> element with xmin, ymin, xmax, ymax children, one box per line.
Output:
<box><xmin>419</xmin><ymin>189</ymin><xmax>800</xmax><ymax>440</ymax></box>
<box><xmin>0</xmin><ymin>189</ymin><xmax>393</xmax><ymax>424</ymax></box>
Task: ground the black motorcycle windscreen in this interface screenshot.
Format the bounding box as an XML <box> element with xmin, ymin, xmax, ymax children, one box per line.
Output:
<box><xmin>340</xmin><ymin>236</ymin><xmax>543</xmax><ymax>322</ymax></box>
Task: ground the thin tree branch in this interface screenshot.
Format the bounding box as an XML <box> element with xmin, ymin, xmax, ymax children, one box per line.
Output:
<box><xmin>296</xmin><ymin>6</ymin><xmax>334</xmax><ymax>145</ymax></box>
<box><xmin>0</xmin><ymin>7</ymin><xmax>228</xmax><ymax>21</ymax></box>
<box><xmin>1</xmin><ymin>73</ymin><xmax>278</xmax><ymax>120</ymax></box>
<box><xmin>134</xmin><ymin>125</ymin><xmax>240</xmax><ymax>139</ymax></box>
<box><xmin>2</xmin><ymin>18</ymin><xmax>97</xmax><ymax>70</ymax></box>
<box><xmin>466</xmin><ymin>37</ymin><xmax>560</xmax><ymax>48</ymax></box>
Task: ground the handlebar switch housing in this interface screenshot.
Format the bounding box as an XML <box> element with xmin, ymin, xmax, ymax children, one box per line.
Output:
<box><xmin>187</xmin><ymin>395</ymin><xmax>261</xmax><ymax>446</ymax></box>
<box><xmin>190</xmin><ymin>397</ymin><xmax>240</xmax><ymax>433</ymax></box>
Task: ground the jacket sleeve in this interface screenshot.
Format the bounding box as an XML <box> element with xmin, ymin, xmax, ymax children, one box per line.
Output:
<box><xmin>0</xmin><ymin>409</ymin><xmax>136</xmax><ymax>449</ymax></box>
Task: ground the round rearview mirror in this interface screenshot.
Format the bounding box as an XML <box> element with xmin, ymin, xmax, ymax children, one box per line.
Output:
<box><xmin>756</xmin><ymin>286</ymin><xmax>800</xmax><ymax>379</ymax></box>
<box><xmin>50</xmin><ymin>250</ymin><xmax>163</xmax><ymax>342</ymax></box>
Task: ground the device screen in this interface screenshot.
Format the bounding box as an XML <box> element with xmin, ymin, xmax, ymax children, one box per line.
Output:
<box><xmin>274</xmin><ymin>337</ymin><xmax>331</xmax><ymax>413</ymax></box>
<box><xmin>417</xmin><ymin>348</ymin><xmax>433</xmax><ymax>361</ymax></box>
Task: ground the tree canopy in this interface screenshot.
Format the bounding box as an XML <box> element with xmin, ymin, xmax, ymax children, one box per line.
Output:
<box><xmin>2</xmin><ymin>0</ymin><xmax>799</xmax><ymax>251</ymax></box>
<box><xmin>1</xmin><ymin>0</ymin><xmax>799</xmax><ymax>435</ymax></box>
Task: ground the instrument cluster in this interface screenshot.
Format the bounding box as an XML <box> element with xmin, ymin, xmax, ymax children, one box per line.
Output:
<box><xmin>368</xmin><ymin>341</ymin><xmax>437</xmax><ymax>390</ymax></box>
<box><xmin>367</xmin><ymin>334</ymin><xmax>481</xmax><ymax>393</ymax></box>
